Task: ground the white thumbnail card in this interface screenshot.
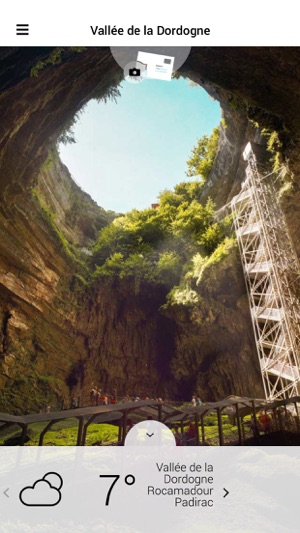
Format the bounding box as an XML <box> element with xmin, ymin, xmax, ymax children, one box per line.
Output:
<box><xmin>137</xmin><ymin>51</ymin><xmax>175</xmax><ymax>81</ymax></box>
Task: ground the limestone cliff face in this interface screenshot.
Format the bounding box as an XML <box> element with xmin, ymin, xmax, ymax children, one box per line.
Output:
<box><xmin>165</xmin><ymin>245</ymin><xmax>262</xmax><ymax>400</ymax></box>
<box><xmin>0</xmin><ymin>189</ymin><xmax>81</xmax><ymax>412</ymax></box>
<box><xmin>1</xmin><ymin>47</ymin><xmax>300</xmax><ymax>412</ymax></box>
<box><xmin>76</xmin><ymin>280</ymin><xmax>177</xmax><ymax>399</ymax></box>
<box><xmin>0</xmin><ymin>155</ymin><xmax>119</xmax><ymax>412</ymax></box>
<box><xmin>36</xmin><ymin>156</ymin><xmax>116</xmax><ymax>247</ymax></box>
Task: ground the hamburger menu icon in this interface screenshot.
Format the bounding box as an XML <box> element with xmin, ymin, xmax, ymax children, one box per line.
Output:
<box><xmin>19</xmin><ymin>472</ymin><xmax>63</xmax><ymax>507</ymax></box>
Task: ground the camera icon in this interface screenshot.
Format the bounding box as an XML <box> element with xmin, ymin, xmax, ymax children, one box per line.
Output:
<box><xmin>124</xmin><ymin>61</ymin><xmax>146</xmax><ymax>84</ymax></box>
<box><xmin>129</xmin><ymin>68</ymin><xmax>141</xmax><ymax>77</ymax></box>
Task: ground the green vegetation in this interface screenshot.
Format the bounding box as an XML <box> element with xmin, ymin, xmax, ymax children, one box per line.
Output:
<box><xmin>58</xmin><ymin>81</ymin><xmax>120</xmax><ymax>146</ymax></box>
<box><xmin>262</xmin><ymin>128</ymin><xmax>283</xmax><ymax>172</ymax></box>
<box><xmin>192</xmin><ymin>235</ymin><xmax>235</xmax><ymax>285</ymax></box>
<box><xmin>0</xmin><ymin>413</ymin><xmax>251</xmax><ymax>446</ymax></box>
<box><xmin>186</xmin><ymin>127</ymin><xmax>220</xmax><ymax>180</ymax></box>
<box><xmin>31</xmin><ymin>124</ymin><xmax>226</xmax><ymax>310</ymax></box>
<box><xmin>174</xmin><ymin>411</ymin><xmax>253</xmax><ymax>445</ymax></box>
<box><xmin>30</xmin><ymin>48</ymin><xmax>86</xmax><ymax>77</ymax></box>
<box><xmin>90</xmin><ymin>127</ymin><xmax>233</xmax><ymax>304</ymax></box>
<box><xmin>0</xmin><ymin>371</ymin><xmax>67</xmax><ymax>415</ymax></box>
<box><xmin>58</xmin><ymin>115</ymin><xmax>78</xmax><ymax>146</ymax></box>
<box><xmin>32</xmin><ymin>188</ymin><xmax>81</xmax><ymax>263</ymax></box>
<box><xmin>0</xmin><ymin>420</ymin><xmax>118</xmax><ymax>446</ymax></box>
<box><xmin>92</xmin><ymin>184</ymin><xmax>228</xmax><ymax>290</ymax></box>
<box><xmin>27</xmin><ymin>423</ymin><xmax>118</xmax><ymax>446</ymax></box>
<box><xmin>31</xmin><ymin>48</ymin><xmax>121</xmax><ymax>146</ymax></box>
<box><xmin>166</xmin><ymin>234</ymin><xmax>235</xmax><ymax>307</ymax></box>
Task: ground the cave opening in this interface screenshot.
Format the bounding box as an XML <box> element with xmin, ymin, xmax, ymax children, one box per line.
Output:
<box><xmin>58</xmin><ymin>76</ymin><xmax>221</xmax><ymax>213</ymax></box>
<box><xmin>2</xmin><ymin>47</ymin><xmax>299</xmax><ymax>415</ymax></box>
<box><xmin>45</xmin><ymin>73</ymin><xmax>228</xmax><ymax>404</ymax></box>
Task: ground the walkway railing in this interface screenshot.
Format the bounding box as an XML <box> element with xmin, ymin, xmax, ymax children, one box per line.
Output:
<box><xmin>1</xmin><ymin>395</ymin><xmax>300</xmax><ymax>446</ymax></box>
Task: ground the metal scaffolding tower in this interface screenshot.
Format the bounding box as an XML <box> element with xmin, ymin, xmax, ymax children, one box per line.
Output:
<box><xmin>231</xmin><ymin>142</ymin><xmax>300</xmax><ymax>400</ymax></box>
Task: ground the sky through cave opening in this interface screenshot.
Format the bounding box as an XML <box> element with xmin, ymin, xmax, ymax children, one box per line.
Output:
<box><xmin>59</xmin><ymin>77</ymin><xmax>221</xmax><ymax>213</ymax></box>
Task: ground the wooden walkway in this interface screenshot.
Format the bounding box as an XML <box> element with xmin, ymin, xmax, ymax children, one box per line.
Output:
<box><xmin>0</xmin><ymin>400</ymin><xmax>181</xmax><ymax>446</ymax></box>
<box><xmin>1</xmin><ymin>395</ymin><xmax>300</xmax><ymax>446</ymax></box>
<box><xmin>166</xmin><ymin>395</ymin><xmax>300</xmax><ymax>445</ymax></box>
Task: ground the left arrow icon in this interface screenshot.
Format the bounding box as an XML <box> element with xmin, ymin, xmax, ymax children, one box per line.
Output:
<box><xmin>4</xmin><ymin>488</ymin><xmax>9</xmax><ymax>498</ymax></box>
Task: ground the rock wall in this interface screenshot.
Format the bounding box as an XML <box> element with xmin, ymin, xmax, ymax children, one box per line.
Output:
<box><xmin>0</xmin><ymin>189</ymin><xmax>81</xmax><ymax>412</ymax></box>
<box><xmin>36</xmin><ymin>156</ymin><xmax>117</xmax><ymax>246</ymax></box>
<box><xmin>1</xmin><ymin>47</ymin><xmax>300</xmax><ymax>412</ymax></box>
<box><xmin>77</xmin><ymin>280</ymin><xmax>177</xmax><ymax>399</ymax></box>
<box><xmin>166</xmin><ymin>244</ymin><xmax>262</xmax><ymax>400</ymax></box>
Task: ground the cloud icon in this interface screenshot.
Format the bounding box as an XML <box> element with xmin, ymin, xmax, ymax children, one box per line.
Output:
<box><xmin>19</xmin><ymin>472</ymin><xmax>63</xmax><ymax>507</ymax></box>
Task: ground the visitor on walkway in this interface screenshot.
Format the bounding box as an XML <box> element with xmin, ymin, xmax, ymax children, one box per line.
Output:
<box><xmin>96</xmin><ymin>388</ymin><xmax>103</xmax><ymax>406</ymax></box>
<box><xmin>90</xmin><ymin>387</ymin><xmax>96</xmax><ymax>406</ymax></box>
<box><xmin>250</xmin><ymin>415</ymin><xmax>260</xmax><ymax>439</ymax></box>
<box><xmin>259</xmin><ymin>410</ymin><xmax>272</xmax><ymax>433</ymax></box>
<box><xmin>103</xmin><ymin>393</ymin><xmax>108</xmax><ymax>405</ymax></box>
<box><xmin>191</xmin><ymin>395</ymin><xmax>197</xmax><ymax>407</ymax></box>
<box><xmin>185</xmin><ymin>422</ymin><xmax>197</xmax><ymax>445</ymax></box>
<box><xmin>173</xmin><ymin>424</ymin><xmax>183</xmax><ymax>446</ymax></box>
<box><xmin>196</xmin><ymin>395</ymin><xmax>202</xmax><ymax>407</ymax></box>
<box><xmin>121</xmin><ymin>395</ymin><xmax>131</xmax><ymax>403</ymax></box>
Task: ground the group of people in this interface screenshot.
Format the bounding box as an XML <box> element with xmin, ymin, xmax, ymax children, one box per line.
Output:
<box><xmin>89</xmin><ymin>387</ymin><xmax>117</xmax><ymax>406</ymax></box>
<box><xmin>250</xmin><ymin>408</ymin><xmax>294</xmax><ymax>438</ymax></box>
<box><xmin>89</xmin><ymin>388</ymin><xmax>165</xmax><ymax>407</ymax></box>
<box><xmin>121</xmin><ymin>395</ymin><xmax>164</xmax><ymax>403</ymax></box>
<box><xmin>191</xmin><ymin>395</ymin><xmax>203</xmax><ymax>407</ymax></box>
<box><xmin>173</xmin><ymin>422</ymin><xmax>197</xmax><ymax>446</ymax></box>
<box><xmin>250</xmin><ymin>410</ymin><xmax>272</xmax><ymax>438</ymax></box>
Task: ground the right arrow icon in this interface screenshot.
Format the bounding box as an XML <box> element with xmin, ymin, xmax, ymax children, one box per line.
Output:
<box><xmin>223</xmin><ymin>488</ymin><xmax>229</xmax><ymax>498</ymax></box>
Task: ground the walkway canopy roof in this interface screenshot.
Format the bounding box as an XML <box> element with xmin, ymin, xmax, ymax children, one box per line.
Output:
<box><xmin>1</xmin><ymin>396</ymin><xmax>299</xmax><ymax>430</ymax></box>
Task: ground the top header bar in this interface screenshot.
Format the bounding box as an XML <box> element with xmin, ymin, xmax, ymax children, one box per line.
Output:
<box><xmin>0</xmin><ymin>0</ymin><xmax>299</xmax><ymax>46</ymax></box>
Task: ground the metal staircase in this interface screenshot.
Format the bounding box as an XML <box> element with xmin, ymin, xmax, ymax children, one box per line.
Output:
<box><xmin>231</xmin><ymin>142</ymin><xmax>300</xmax><ymax>400</ymax></box>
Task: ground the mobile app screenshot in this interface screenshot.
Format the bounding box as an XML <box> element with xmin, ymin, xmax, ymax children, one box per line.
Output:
<box><xmin>0</xmin><ymin>1</ymin><xmax>300</xmax><ymax>532</ymax></box>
